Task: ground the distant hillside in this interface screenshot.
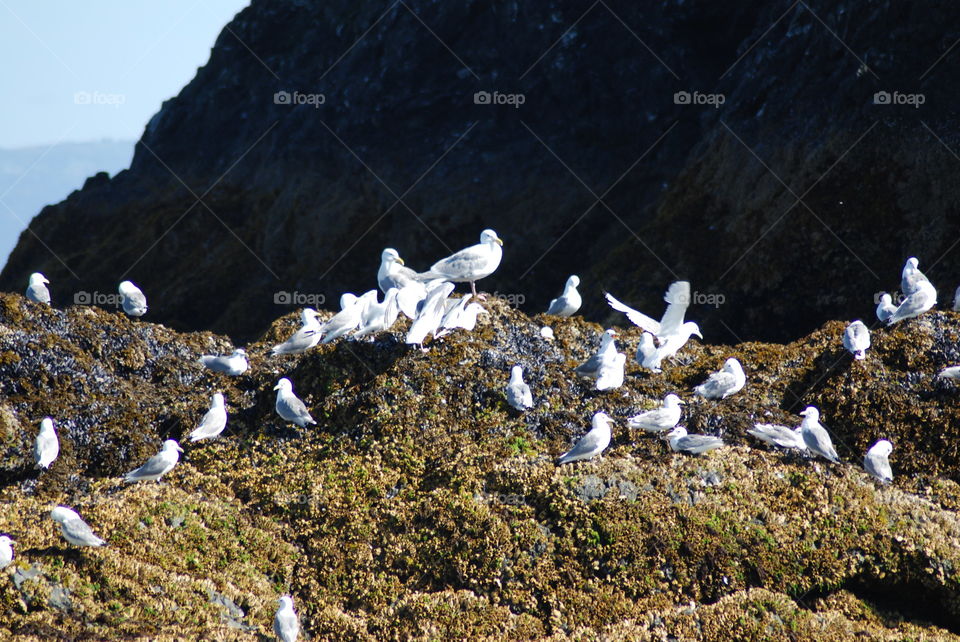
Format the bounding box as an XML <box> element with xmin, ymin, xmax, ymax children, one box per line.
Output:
<box><xmin>0</xmin><ymin>140</ymin><xmax>133</xmax><ymax>267</ymax></box>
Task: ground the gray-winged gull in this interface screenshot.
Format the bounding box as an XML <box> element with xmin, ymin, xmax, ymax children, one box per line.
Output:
<box><xmin>506</xmin><ymin>365</ymin><xmax>534</xmax><ymax>411</ymax></box>
<box><xmin>354</xmin><ymin>288</ymin><xmax>401</xmax><ymax>339</ymax></box>
<box><xmin>545</xmin><ymin>275</ymin><xmax>582</xmax><ymax>317</ymax></box>
<box><xmin>663</xmin><ymin>426</ymin><xmax>725</xmax><ymax>455</ymax></box>
<box><xmin>596</xmin><ymin>352</ymin><xmax>626</xmax><ymax>391</ymax></box>
<box><xmin>886</xmin><ymin>279</ymin><xmax>936</xmax><ymax>325</ymax></box>
<box><xmin>199</xmin><ymin>348</ymin><xmax>248</xmax><ymax>376</ymax></box>
<box><xmin>875</xmin><ymin>293</ymin><xmax>896</xmax><ymax>322</ymax></box>
<box><xmin>628</xmin><ymin>394</ymin><xmax>684</xmax><ymax>432</ymax></box>
<box><xmin>124</xmin><ymin>439</ymin><xmax>183</xmax><ymax>483</ymax></box>
<box><xmin>50</xmin><ymin>506</ymin><xmax>106</xmax><ymax>547</ymax></box>
<box><xmin>34</xmin><ymin>417</ymin><xmax>59</xmax><ymax>470</ymax></box>
<box><xmin>938</xmin><ymin>366</ymin><xmax>960</xmax><ymax>379</ymax></box>
<box><xmin>189</xmin><ymin>393</ymin><xmax>228</xmax><ymax>442</ymax></box>
<box><xmin>406</xmin><ymin>282</ymin><xmax>455</xmax><ymax>347</ymax></box>
<box><xmin>419</xmin><ymin>229</ymin><xmax>503</xmax><ymax>297</ymax></box>
<box><xmin>748</xmin><ymin>423</ymin><xmax>806</xmax><ymax>451</ymax></box>
<box><xmin>605</xmin><ymin>281</ymin><xmax>692</xmax><ymax>342</ymax></box>
<box><xmin>799</xmin><ymin>407</ymin><xmax>840</xmax><ymax>463</ymax></box>
<box><xmin>842</xmin><ymin>320</ymin><xmax>870</xmax><ymax>360</ymax></box>
<box><xmin>863</xmin><ymin>439</ymin><xmax>893</xmax><ymax>483</ymax></box>
<box><xmin>271</xmin><ymin>309</ymin><xmax>323</xmax><ymax>355</ymax></box>
<box><xmin>118</xmin><ymin>280</ymin><xmax>147</xmax><ymax>316</ymax></box>
<box><xmin>557</xmin><ymin>412</ymin><xmax>613</xmax><ymax>464</ymax></box>
<box><xmin>26</xmin><ymin>272</ymin><xmax>50</xmax><ymax>304</ymax></box>
<box><xmin>274</xmin><ymin>595</ymin><xmax>300</xmax><ymax>642</ymax></box>
<box><xmin>575</xmin><ymin>329</ymin><xmax>618</xmax><ymax>378</ymax></box>
<box><xmin>274</xmin><ymin>378</ymin><xmax>316</xmax><ymax>427</ymax></box>
<box><xmin>694</xmin><ymin>358</ymin><xmax>746</xmax><ymax>400</ymax></box>
<box><xmin>321</xmin><ymin>292</ymin><xmax>370</xmax><ymax>343</ymax></box>
<box><xmin>901</xmin><ymin>257</ymin><xmax>930</xmax><ymax>296</ymax></box>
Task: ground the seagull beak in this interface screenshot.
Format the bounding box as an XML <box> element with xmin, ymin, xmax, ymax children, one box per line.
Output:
<box><xmin>176</xmin><ymin>444</ymin><xmax>184</xmax><ymax>453</ymax></box>
<box><xmin>678</xmin><ymin>400</ymin><xmax>686</xmax><ymax>405</ymax></box>
<box><xmin>273</xmin><ymin>384</ymin><xmax>281</xmax><ymax>391</ymax></box>
<box><xmin>495</xmin><ymin>237</ymin><xmax>504</xmax><ymax>246</ymax></box>
<box><xmin>694</xmin><ymin>331</ymin><xmax>703</xmax><ymax>339</ymax></box>
<box><xmin>396</xmin><ymin>257</ymin><xmax>405</xmax><ymax>265</ymax></box>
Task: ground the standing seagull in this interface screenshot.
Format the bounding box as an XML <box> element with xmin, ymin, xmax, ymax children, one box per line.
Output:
<box><xmin>419</xmin><ymin>229</ymin><xmax>504</xmax><ymax>297</ymax></box>
<box><xmin>799</xmin><ymin>407</ymin><xmax>840</xmax><ymax>463</ymax></box>
<box><xmin>545</xmin><ymin>275</ymin><xmax>582</xmax><ymax>317</ymax></box>
<box><xmin>26</xmin><ymin>273</ymin><xmax>50</xmax><ymax>304</ymax></box>
<box><xmin>842</xmin><ymin>320</ymin><xmax>870</xmax><ymax>360</ymax></box>
<box><xmin>406</xmin><ymin>282</ymin><xmax>455</xmax><ymax>347</ymax></box>
<box><xmin>50</xmin><ymin>506</ymin><xmax>106</xmax><ymax>547</ymax></box>
<box><xmin>557</xmin><ymin>412</ymin><xmax>613</xmax><ymax>464</ymax></box>
<box><xmin>863</xmin><ymin>439</ymin><xmax>893</xmax><ymax>483</ymax></box>
<box><xmin>694</xmin><ymin>358</ymin><xmax>746</xmax><ymax>400</ymax></box>
<box><xmin>274</xmin><ymin>378</ymin><xmax>316</xmax><ymax>427</ymax></box>
<box><xmin>505</xmin><ymin>365</ymin><xmax>534</xmax><ymax>411</ymax></box>
<box><xmin>663</xmin><ymin>426</ymin><xmax>725</xmax><ymax>455</ymax></box>
<box><xmin>595</xmin><ymin>352</ymin><xmax>627</xmax><ymax>391</ymax></box>
<box><xmin>123</xmin><ymin>440</ymin><xmax>184</xmax><ymax>483</ymax></box>
<box><xmin>748</xmin><ymin>423</ymin><xmax>806</xmax><ymax>451</ymax></box>
<box><xmin>378</xmin><ymin>248</ymin><xmax>422</xmax><ymax>292</ymax></box>
<box><xmin>321</xmin><ymin>292</ymin><xmax>370</xmax><ymax>343</ymax></box>
<box><xmin>574</xmin><ymin>329</ymin><xmax>618</xmax><ymax>378</ymax></box>
<box><xmin>199</xmin><ymin>348</ymin><xmax>249</xmax><ymax>376</ymax></box>
<box><xmin>901</xmin><ymin>257</ymin><xmax>930</xmax><ymax>295</ymax></box>
<box><xmin>34</xmin><ymin>417</ymin><xmax>59</xmax><ymax>470</ymax></box>
<box><xmin>189</xmin><ymin>393</ymin><xmax>228</xmax><ymax>442</ymax></box>
<box><xmin>875</xmin><ymin>293</ymin><xmax>896</xmax><ymax>322</ymax></box>
<box><xmin>271</xmin><ymin>309</ymin><xmax>323</xmax><ymax>355</ymax></box>
<box><xmin>636</xmin><ymin>332</ymin><xmax>665</xmax><ymax>373</ymax></box>
<box><xmin>605</xmin><ymin>281</ymin><xmax>692</xmax><ymax>343</ymax></box>
<box><xmin>435</xmin><ymin>295</ymin><xmax>487</xmax><ymax>338</ymax></box>
<box><xmin>118</xmin><ymin>280</ymin><xmax>147</xmax><ymax>317</ymax></box>
<box><xmin>628</xmin><ymin>394</ymin><xmax>684</xmax><ymax>433</ymax></box>
<box><xmin>274</xmin><ymin>595</ymin><xmax>300</xmax><ymax>642</ymax></box>
<box><xmin>886</xmin><ymin>279</ymin><xmax>936</xmax><ymax>325</ymax></box>
<box><xmin>0</xmin><ymin>535</ymin><xmax>12</xmax><ymax>569</ymax></box>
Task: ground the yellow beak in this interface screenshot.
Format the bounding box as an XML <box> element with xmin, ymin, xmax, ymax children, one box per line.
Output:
<box><xmin>495</xmin><ymin>237</ymin><xmax>504</xmax><ymax>247</ymax></box>
<box><xmin>396</xmin><ymin>257</ymin><xmax>405</xmax><ymax>265</ymax></box>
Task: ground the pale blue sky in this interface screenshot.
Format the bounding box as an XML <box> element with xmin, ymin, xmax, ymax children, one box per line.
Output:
<box><xmin>0</xmin><ymin>0</ymin><xmax>250</xmax><ymax>148</ymax></box>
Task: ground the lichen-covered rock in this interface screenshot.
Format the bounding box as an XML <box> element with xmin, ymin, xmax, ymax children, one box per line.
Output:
<box><xmin>1</xmin><ymin>292</ymin><xmax>959</xmax><ymax>639</ymax></box>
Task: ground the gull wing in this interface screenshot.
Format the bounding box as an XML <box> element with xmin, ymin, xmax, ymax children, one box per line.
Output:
<box><xmin>605</xmin><ymin>292</ymin><xmax>661</xmax><ymax>334</ymax></box>
<box><xmin>657</xmin><ymin>281</ymin><xmax>691</xmax><ymax>337</ymax></box>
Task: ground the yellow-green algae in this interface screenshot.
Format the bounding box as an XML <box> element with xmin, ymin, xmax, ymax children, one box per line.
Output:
<box><xmin>1</xmin><ymin>292</ymin><xmax>959</xmax><ymax>640</ymax></box>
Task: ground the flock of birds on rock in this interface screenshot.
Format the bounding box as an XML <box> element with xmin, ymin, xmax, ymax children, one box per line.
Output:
<box><xmin>8</xmin><ymin>236</ymin><xmax>957</xmax><ymax>639</ymax></box>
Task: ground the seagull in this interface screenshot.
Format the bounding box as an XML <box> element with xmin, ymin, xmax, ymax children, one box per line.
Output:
<box><xmin>863</xmin><ymin>439</ymin><xmax>893</xmax><ymax>483</ymax></box>
<box><xmin>419</xmin><ymin>229</ymin><xmax>504</xmax><ymax>297</ymax></box>
<box><xmin>842</xmin><ymin>320</ymin><xmax>870</xmax><ymax>360</ymax></box>
<box><xmin>886</xmin><ymin>279</ymin><xmax>936</xmax><ymax>325</ymax></box>
<box><xmin>406</xmin><ymin>282</ymin><xmax>455</xmax><ymax>347</ymax></box>
<box><xmin>274</xmin><ymin>595</ymin><xmax>300</xmax><ymax>642</ymax></box>
<box><xmin>938</xmin><ymin>366</ymin><xmax>960</xmax><ymax>379</ymax></box>
<box><xmin>199</xmin><ymin>348</ymin><xmax>248</xmax><ymax>376</ymax></box>
<box><xmin>354</xmin><ymin>288</ymin><xmax>401</xmax><ymax>339</ymax></box>
<box><xmin>189</xmin><ymin>393</ymin><xmax>228</xmax><ymax>441</ymax></box>
<box><xmin>274</xmin><ymin>378</ymin><xmax>316</xmax><ymax>427</ymax></box>
<box><xmin>26</xmin><ymin>272</ymin><xmax>50</xmax><ymax>304</ymax></box>
<box><xmin>545</xmin><ymin>275</ymin><xmax>582</xmax><ymax>317</ymax></box>
<box><xmin>628</xmin><ymin>394</ymin><xmax>684</xmax><ymax>432</ymax></box>
<box><xmin>901</xmin><ymin>257</ymin><xmax>930</xmax><ymax>296</ymax></box>
<box><xmin>663</xmin><ymin>426</ymin><xmax>725</xmax><ymax>455</ymax></box>
<box><xmin>271</xmin><ymin>309</ymin><xmax>323</xmax><ymax>355</ymax></box>
<box><xmin>320</xmin><ymin>292</ymin><xmax>369</xmax><ymax>343</ymax></box>
<box><xmin>124</xmin><ymin>439</ymin><xmax>184</xmax><ymax>483</ymax></box>
<box><xmin>636</xmin><ymin>332</ymin><xmax>665</xmax><ymax>373</ymax></box>
<box><xmin>34</xmin><ymin>417</ymin><xmax>59</xmax><ymax>469</ymax></box>
<box><xmin>799</xmin><ymin>407</ymin><xmax>840</xmax><ymax>463</ymax></box>
<box><xmin>0</xmin><ymin>535</ymin><xmax>12</xmax><ymax>569</ymax></box>
<box><xmin>378</xmin><ymin>248</ymin><xmax>423</xmax><ymax>292</ymax></box>
<box><xmin>875</xmin><ymin>293</ymin><xmax>896</xmax><ymax>322</ymax></box>
<box><xmin>596</xmin><ymin>352</ymin><xmax>627</xmax><ymax>391</ymax></box>
<box><xmin>505</xmin><ymin>365</ymin><xmax>534</xmax><ymax>411</ymax></box>
<box><xmin>953</xmin><ymin>286</ymin><xmax>960</xmax><ymax>312</ymax></box>
<box><xmin>605</xmin><ymin>281</ymin><xmax>692</xmax><ymax>343</ymax></box>
<box><xmin>694</xmin><ymin>358</ymin><xmax>746</xmax><ymax>400</ymax></box>
<box><xmin>652</xmin><ymin>322</ymin><xmax>703</xmax><ymax>362</ymax></box>
<box><xmin>557</xmin><ymin>412</ymin><xmax>613</xmax><ymax>464</ymax></box>
<box><xmin>747</xmin><ymin>423</ymin><xmax>806</xmax><ymax>451</ymax></box>
<box><xmin>574</xmin><ymin>329</ymin><xmax>618</xmax><ymax>378</ymax></box>
<box><xmin>50</xmin><ymin>506</ymin><xmax>106</xmax><ymax>547</ymax></box>
<box><xmin>118</xmin><ymin>280</ymin><xmax>147</xmax><ymax>317</ymax></box>
<box><xmin>435</xmin><ymin>294</ymin><xmax>487</xmax><ymax>338</ymax></box>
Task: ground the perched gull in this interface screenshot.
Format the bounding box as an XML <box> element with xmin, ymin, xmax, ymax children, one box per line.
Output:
<box><xmin>652</xmin><ymin>321</ymin><xmax>703</xmax><ymax>362</ymax></box>
<box><xmin>694</xmin><ymin>358</ymin><xmax>746</xmax><ymax>400</ymax></box>
<box><xmin>636</xmin><ymin>332</ymin><xmax>665</xmax><ymax>373</ymax></box>
<box><xmin>274</xmin><ymin>378</ymin><xmax>316</xmax><ymax>427</ymax></box>
<box><xmin>605</xmin><ymin>281</ymin><xmax>692</xmax><ymax>342</ymax></box>
<box><xmin>378</xmin><ymin>248</ymin><xmax>422</xmax><ymax>292</ymax></box>
<box><xmin>34</xmin><ymin>417</ymin><xmax>59</xmax><ymax>470</ymax></box>
<box><xmin>406</xmin><ymin>282</ymin><xmax>455</xmax><ymax>347</ymax></box>
<box><xmin>748</xmin><ymin>423</ymin><xmax>806</xmax><ymax>451</ymax></box>
<box><xmin>663</xmin><ymin>426</ymin><xmax>725</xmax><ymax>455</ymax></box>
<box><xmin>545</xmin><ymin>275</ymin><xmax>582</xmax><ymax>317</ymax></box>
<box><xmin>118</xmin><ymin>280</ymin><xmax>147</xmax><ymax>317</ymax></box>
<box><xmin>938</xmin><ymin>366</ymin><xmax>960</xmax><ymax>379</ymax></box>
<box><xmin>557</xmin><ymin>412</ymin><xmax>613</xmax><ymax>464</ymax></box>
<box><xmin>354</xmin><ymin>288</ymin><xmax>401</xmax><ymax>339</ymax></box>
<box><xmin>842</xmin><ymin>320</ymin><xmax>870</xmax><ymax>360</ymax></box>
<box><xmin>50</xmin><ymin>506</ymin><xmax>106</xmax><ymax>547</ymax></box>
<box><xmin>124</xmin><ymin>439</ymin><xmax>184</xmax><ymax>483</ymax></box>
<box><xmin>799</xmin><ymin>407</ymin><xmax>839</xmax><ymax>463</ymax></box>
<box><xmin>540</xmin><ymin>326</ymin><xmax>554</xmax><ymax>341</ymax></box>
<box><xmin>953</xmin><ymin>286</ymin><xmax>960</xmax><ymax>312</ymax></box>
<box><xmin>435</xmin><ymin>294</ymin><xmax>487</xmax><ymax>338</ymax></box>
<box><xmin>189</xmin><ymin>393</ymin><xmax>228</xmax><ymax>442</ymax></box>
<box><xmin>199</xmin><ymin>348</ymin><xmax>248</xmax><ymax>376</ymax></box>
<box><xmin>419</xmin><ymin>229</ymin><xmax>504</xmax><ymax>297</ymax></box>
<box><xmin>26</xmin><ymin>272</ymin><xmax>50</xmax><ymax>304</ymax></box>
<box><xmin>596</xmin><ymin>352</ymin><xmax>627</xmax><ymax>391</ymax></box>
<box><xmin>274</xmin><ymin>595</ymin><xmax>300</xmax><ymax>642</ymax></box>
<box><xmin>506</xmin><ymin>365</ymin><xmax>534</xmax><ymax>411</ymax></box>
<box><xmin>863</xmin><ymin>439</ymin><xmax>893</xmax><ymax>483</ymax></box>
<box><xmin>321</xmin><ymin>292</ymin><xmax>368</xmax><ymax>343</ymax></box>
<box><xmin>0</xmin><ymin>535</ymin><xmax>12</xmax><ymax>569</ymax></box>
<box><xmin>628</xmin><ymin>394</ymin><xmax>684</xmax><ymax>432</ymax></box>
<box><xmin>886</xmin><ymin>279</ymin><xmax>936</xmax><ymax>325</ymax></box>
<box><xmin>271</xmin><ymin>309</ymin><xmax>323</xmax><ymax>355</ymax></box>
<box><xmin>574</xmin><ymin>329</ymin><xmax>618</xmax><ymax>378</ymax></box>
<box><xmin>901</xmin><ymin>257</ymin><xmax>930</xmax><ymax>296</ymax></box>
<box><xmin>875</xmin><ymin>293</ymin><xmax>896</xmax><ymax>322</ymax></box>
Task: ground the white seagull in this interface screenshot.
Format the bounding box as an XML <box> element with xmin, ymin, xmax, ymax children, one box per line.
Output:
<box><xmin>189</xmin><ymin>393</ymin><xmax>228</xmax><ymax>441</ymax></box>
<box><xmin>545</xmin><ymin>275</ymin><xmax>582</xmax><ymax>317</ymax></box>
<box><xmin>354</xmin><ymin>288</ymin><xmax>401</xmax><ymax>339</ymax></box>
<box><xmin>557</xmin><ymin>412</ymin><xmax>613</xmax><ymax>464</ymax></box>
<box><xmin>628</xmin><ymin>394</ymin><xmax>684</xmax><ymax>432</ymax></box>
<box><xmin>321</xmin><ymin>292</ymin><xmax>369</xmax><ymax>343</ymax></box>
<box><xmin>26</xmin><ymin>272</ymin><xmax>50</xmax><ymax>304</ymax></box>
<box><xmin>886</xmin><ymin>279</ymin><xmax>936</xmax><ymax>325</ymax></box>
<box><xmin>901</xmin><ymin>256</ymin><xmax>930</xmax><ymax>296</ymax></box>
<box><xmin>605</xmin><ymin>281</ymin><xmax>693</xmax><ymax>342</ymax></box>
<box><xmin>596</xmin><ymin>352</ymin><xmax>627</xmax><ymax>391</ymax></box>
<box><xmin>274</xmin><ymin>378</ymin><xmax>316</xmax><ymax>427</ymax></box>
<box><xmin>636</xmin><ymin>332</ymin><xmax>666</xmax><ymax>373</ymax></box>
<box><xmin>747</xmin><ymin>423</ymin><xmax>806</xmax><ymax>451</ymax></box>
<box><xmin>0</xmin><ymin>535</ymin><xmax>12</xmax><ymax>569</ymax></box>
<box><xmin>50</xmin><ymin>506</ymin><xmax>106</xmax><ymax>547</ymax></box>
<box><xmin>118</xmin><ymin>280</ymin><xmax>147</xmax><ymax>317</ymax></box>
<box><xmin>863</xmin><ymin>439</ymin><xmax>893</xmax><ymax>483</ymax></box>
<box><xmin>34</xmin><ymin>417</ymin><xmax>59</xmax><ymax>470</ymax></box>
<box><xmin>406</xmin><ymin>282</ymin><xmax>455</xmax><ymax>347</ymax></box>
<box><xmin>199</xmin><ymin>348</ymin><xmax>248</xmax><ymax>376</ymax></box>
<box><xmin>938</xmin><ymin>366</ymin><xmax>960</xmax><ymax>379</ymax></box>
<box><xmin>842</xmin><ymin>320</ymin><xmax>870</xmax><ymax>360</ymax></box>
<box><xmin>271</xmin><ymin>308</ymin><xmax>323</xmax><ymax>355</ymax></box>
<box><xmin>124</xmin><ymin>439</ymin><xmax>184</xmax><ymax>483</ymax></box>
<box><xmin>799</xmin><ymin>407</ymin><xmax>840</xmax><ymax>463</ymax></box>
<box><xmin>419</xmin><ymin>229</ymin><xmax>504</xmax><ymax>297</ymax></box>
<box><xmin>505</xmin><ymin>365</ymin><xmax>534</xmax><ymax>411</ymax></box>
<box><xmin>274</xmin><ymin>595</ymin><xmax>300</xmax><ymax>642</ymax></box>
<box><xmin>694</xmin><ymin>358</ymin><xmax>746</xmax><ymax>400</ymax></box>
<box><xmin>875</xmin><ymin>293</ymin><xmax>896</xmax><ymax>322</ymax></box>
<box><xmin>574</xmin><ymin>329</ymin><xmax>618</xmax><ymax>378</ymax></box>
<box><xmin>663</xmin><ymin>426</ymin><xmax>725</xmax><ymax>455</ymax></box>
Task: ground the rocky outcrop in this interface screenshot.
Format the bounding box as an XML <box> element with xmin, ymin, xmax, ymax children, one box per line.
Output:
<box><xmin>1</xmin><ymin>293</ymin><xmax>959</xmax><ymax>639</ymax></box>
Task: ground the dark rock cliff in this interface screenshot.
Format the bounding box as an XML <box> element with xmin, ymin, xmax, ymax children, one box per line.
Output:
<box><xmin>3</xmin><ymin>1</ymin><xmax>959</xmax><ymax>345</ymax></box>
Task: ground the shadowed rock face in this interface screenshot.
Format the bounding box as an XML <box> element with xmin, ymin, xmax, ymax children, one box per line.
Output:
<box><xmin>2</xmin><ymin>292</ymin><xmax>960</xmax><ymax>638</ymax></box>
<box><xmin>8</xmin><ymin>1</ymin><xmax>959</xmax><ymax>344</ymax></box>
